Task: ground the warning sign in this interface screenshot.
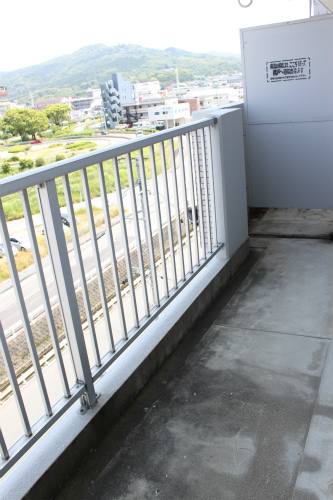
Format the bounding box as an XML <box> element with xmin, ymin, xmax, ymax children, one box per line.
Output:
<box><xmin>266</xmin><ymin>58</ymin><xmax>311</xmax><ymax>82</ymax></box>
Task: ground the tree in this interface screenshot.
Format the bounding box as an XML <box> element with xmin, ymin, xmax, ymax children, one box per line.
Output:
<box><xmin>44</xmin><ymin>104</ymin><xmax>71</xmax><ymax>126</ymax></box>
<box><xmin>1</xmin><ymin>162</ymin><xmax>11</xmax><ymax>174</ymax></box>
<box><xmin>26</xmin><ymin>110</ymin><xmax>49</xmax><ymax>139</ymax></box>
<box><xmin>19</xmin><ymin>158</ymin><xmax>34</xmax><ymax>170</ymax></box>
<box><xmin>0</xmin><ymin>108</ymin><xmax>48</xmax><ymax>140</ymax></box>
<box><xmin>35</xmin><ymin>157</ymin><xmax>46</xmax><ymax>167</ymax></box>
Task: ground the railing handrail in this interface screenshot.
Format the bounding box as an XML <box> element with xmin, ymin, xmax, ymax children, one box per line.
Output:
<box><xmin>0</xmin><ymin>118</ymin><xmax>216</xmax><ymax>197</ymax></box>
<box><xmin>0</xmin><ymin>109</ymin><xmax>242</xmax><ymax>479</ymax></box>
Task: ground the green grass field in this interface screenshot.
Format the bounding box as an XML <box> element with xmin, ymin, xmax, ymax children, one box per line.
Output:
<box><xmin>1</xmin><ymin>139</ymin><xmax>178</xmax><ymax>221</ymax></box>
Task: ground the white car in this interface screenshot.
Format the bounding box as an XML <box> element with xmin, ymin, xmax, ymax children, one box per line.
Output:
<box><xmin>0</xmin><ymin>243</ymin><xmax>18</xmax><ymax>258</ymax></box>
<box><xmin>10</xmin><ymin>237</ymin><xmax>31</xmax><ymax>252</ymax></box>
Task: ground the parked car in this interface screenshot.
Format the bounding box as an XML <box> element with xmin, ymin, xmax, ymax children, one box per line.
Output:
<box><xmin>10</xmin><ymin>237</ymin><xmax>31</xmax><ymax>251</ymax></box>
<box><xmin>31</xmin><ymin>139</ymin><xmax>42</xmax><ymax>144</ymax></box>
<box><xmin>0</xmin><ymin>242</ymin><xmax>18</xmax><ymax>258</ymax></box>
<box><xmin>61</xmin><ymin>214</ymin><xmax>78</xmax><ymax>227</ymax></box>
<box><xmin>41</xmin><ymin>214</ymin><xmax>77</xmax><ymax>235</ymax></box>
<box><xmin>61</xmin><ymin>214</ymin><xmax>71</xmax><ymax>227</ymax></box>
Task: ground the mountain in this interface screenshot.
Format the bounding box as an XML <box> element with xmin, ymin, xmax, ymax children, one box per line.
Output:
<box><xmin>0</xmin><ymin>44</ymin><xmax>242</xmax><ymax>105</ymax></box>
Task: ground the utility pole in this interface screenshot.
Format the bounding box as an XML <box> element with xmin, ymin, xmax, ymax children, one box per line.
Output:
<box><xmin>29</xmin><ymin>91</ymin><xmax>34</xmax><ymax>108</ymax></box>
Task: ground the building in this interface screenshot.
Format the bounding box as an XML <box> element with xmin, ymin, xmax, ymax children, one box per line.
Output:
<box><xmin>168</xmin><ymin>86</ymin><xmax>232</xmax><ymax>108</ymax></box>
<box><xmin>226</xmin><ymin>73</ymin><xmax>243</xmax><ymax>85</ymax></box>
<box><xmin>100</xmin><ymin>73</ymin><xmax>133</xmax><ymax>129</ymax></box>
<box><xmin>147</xmin><ymin>98</ymin><xmax>190</xmax><ymax>127</ymax></box>
<box><xmin>178</xmin><ymin>97</ymin><xmax>201</xmax><ymax>115</ymax></box>
<box><xmin>100</xmin><ymin>81</ymin><xmax>122</xmax><ymax>129</ymax></box>
<box><xmin>70</xmin><ymin>97</ymin><xmax>94</xmax><ymax>112</ymax></box>
<box><xmin>122</xmin><ymin>97</ymin><xmax>191</xmax><ymax>127</ymax></box>
<box><xmin>0</xmin><ymin>101</ymin><xmax>17</xmax><ymax>118</ymax></box>
<box><xmin>112</xmin><ymin>73</ymin><xmax>134</xmax><ymax>105</ymax></box>
<box><xmin>86</xmin><ymin>88</ymin><xmax>101</xmax><ymax>99</ymax></box>
<box><xmin>122</xmin><ymin>97</ymin><xmax>164</xmax><ymax>124</ymax></box>
<box><xmin>0</xmin><ymin>4</ymin><xmax>332</xmax><ymax>500</ymax></box>
<box><xmin>34</xmin><ymin>97</ymin><xmax>71</xmax><ymax>112</ymax></box>
<box><xmin>0</xmin><ymin>85</ymin><xmax>8</xmax><ymax>101</ymax></box>
<box><xmin>134</xmin><ymin>81</ymin><xmax>161</xmax><ymax>100</ymax></box>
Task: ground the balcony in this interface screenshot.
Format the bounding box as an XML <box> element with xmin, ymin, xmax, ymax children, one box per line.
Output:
<box><xmin>0</xmin><ymin>103</ymin><xmax>331</xmax><ymax>500</ymax></box>
<box><xmin>1</xmin><ymin>11</ymin><xmax>333</xmax><ymax>494</ymax></box>
<box><xmin>0</xmin><ymin>109</ymin><xmax>251</xmax><ymax>497</ymax></box>
<box><xmin>55</xmin><ymin>210</ymin><xmax>333</xmax><ymax>500</ymax></box>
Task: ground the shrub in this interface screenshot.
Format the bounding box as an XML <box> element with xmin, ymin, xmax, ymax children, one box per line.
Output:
<box><xmin>1</xmin><ymin>162</ymin><xmax>11</xmax><ymax>174</ymax></box>
<box><xmin>19</xmin><ymin>158</ymin><xmax>34</xmax><ymax>170</ymax></box>
<box><xmin>8</xmin><ymin>145</ymin><xmax>28</xmax><ymax>153</ymax></box>
<box><xmin>89</xmin><ymin>148</ymin><xmax>96</xmax><ymax>151</ymax></box>
<box><xmin>65</xmin><ymin>141</ymin><xmax>97</xmax><ymax>151</ymax></box>
<box><xmin>8</xmin><ymin>156</ymin><xmax>20</xmax><ymax>162</ymax></box>
<box><xmin>48</xmin><ymin>143</ymin><xmax>63</xmax><ymax>149</ymax></box>
<box><xmin>55</xmin><ymin>154</ymin><xmax>65</xmax><ymax>162</ymax></box>
<box><xmin>35</xmin><ymin>157</ymin><xmax>46</xmax><ymax>167</ymax></box>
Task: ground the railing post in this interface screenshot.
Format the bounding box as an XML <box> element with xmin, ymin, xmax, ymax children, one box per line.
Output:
<box><xmin>37</xmin><ymin>180</ymin><xmax>97</xmax><ymax>408</ymax></box>
<box><xmin>193</xmin><ymin>108</ymin><xmax>248</xmax><ymax>259</ymax></box>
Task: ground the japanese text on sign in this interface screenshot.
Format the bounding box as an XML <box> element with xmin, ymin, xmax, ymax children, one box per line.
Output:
<box><xmin>266</xmin><ymin>58</ymin><xmax>310</xmax><ymax>82</ymax></box>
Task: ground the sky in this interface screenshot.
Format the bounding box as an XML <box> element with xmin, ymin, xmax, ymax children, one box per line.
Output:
<box><xmin>0</xmin><ymin>0</ymin><xmax>310</xmax><ymax>73</ymax></box>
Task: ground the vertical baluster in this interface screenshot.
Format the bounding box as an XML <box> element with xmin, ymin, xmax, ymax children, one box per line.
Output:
<box><xmin>81</xmin><ymin>168</ymin><xmax>115</xmax><ymax>352</ymax></box>
<box><xmin>206</xmin><ymin>126</ymin><xmax>218</xmax><ymax>248</ymax></box>
<box><xmin>0</xmin><ymin>428</ymin><xmax>9</xmax><ymax>461</ymax></box>
<box><xmin>21</xmin><ymin>189</ymin><xmax>72</xmax><ymax>394</ymax></box>
<box><xmin>37</xmin><ymin>180</ymin><xmax>96</xmax><ymax>407</ymax></box>
<box><xmin>62</xmin><ymin>175</ymin><xmax>102</xmax><ymax>364</ymax></box>
<box><xmin>0</xmin><ymin>200</ymin><xmax>52</xmax><ymax>416</ymax></box>
<box><xmin>177</xmin><ymin>135</ymin><xmax>193</xmax><ymax>274</ymax></box>
<box><xmin>137</xmin><ymin>149</ymin><xmax>159</xmax><ymax>307</ymax></box>
<box><xmin>149</xmin><ymin>145</ymin><xmax>168</xmax><ymax>296</ymax></box>
<box><xmin>112</xmin><ymin>158</ymin><xmax>139</xmax><ymax>327</ymax></box>
<box><xmin>199</xmin><ymin>128</ymin><xmax>212</xmax><ymax>254</ymax></box>
<box><xmin>169</xmin><ymin>138</ymin><xmax>185</xmax><ymax>281</ymax></box>
<box><xmin>185</xmin><ymin>133</ymin><xmax>199</xmax><ymax>266</ymax></box>
<box><xmin>97</xmin><ymin>162</ymin><xmax>128</xmax><ymax>337</ymax></box>
<box><xmin>192</xmin><ymin>130</ymin><xmax>206</xmax><ymax>260</ymax></box>
<box><xmin>160</xmin><ymin>141</ymin><xmax>177</xmax><ymax>290</ymax></box>
<box><xmin>0</xmin><ymin>321</ymin><xmax>31</xmax><ymax>438</ymax></box>
<box><xmin>124</xmin><ymin>155</ymin><xmax>150</xmax><ymax>318</ymax></box>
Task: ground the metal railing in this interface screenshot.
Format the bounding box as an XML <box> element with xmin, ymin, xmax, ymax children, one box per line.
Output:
<box><xmin>0</xmin><ymin>118</ymin><xmax>222</xmax><ymax>476</ymax></box>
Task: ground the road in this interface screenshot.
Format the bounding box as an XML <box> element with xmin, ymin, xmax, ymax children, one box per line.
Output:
<box><xmin>1</xmin><ymin>177</ymin><xmax>171</xmax><ymax>334</ymax></box>
<box><xmin>0</xmin><ymin>218</ymin><xmax>137</xmax><ymax>332</ymax></box>
<box><xmin>0</xmin><ymin>156</ymin><xmax>203</xmax><ymax>450</ymax></box>
<box><xmin>1</xmin><ymin>143</ymin><xmax>190</xmax><ymax>337</ymax></box>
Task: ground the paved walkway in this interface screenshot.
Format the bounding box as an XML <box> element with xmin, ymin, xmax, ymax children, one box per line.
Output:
<box><xmin>55</xmin><ymin>209</ymin><xmax>333</xmax><ymax>500</ymax></box>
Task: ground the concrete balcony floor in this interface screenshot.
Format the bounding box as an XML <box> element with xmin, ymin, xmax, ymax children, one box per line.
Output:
<box><xmin>55</xmin><ymin>209</ymin><xmax>333</xmax><ymax>500</ymax></box>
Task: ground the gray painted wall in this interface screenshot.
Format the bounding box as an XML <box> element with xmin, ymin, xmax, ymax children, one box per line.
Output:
<box><xmin>241</xmin><ymin>15</ymin><xmax>333</xmax><ymax>209</ymax></box>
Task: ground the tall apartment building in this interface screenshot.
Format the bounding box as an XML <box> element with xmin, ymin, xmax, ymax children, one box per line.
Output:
<box><xmin>112</xmin><ymin>73</ymin><xmax>133</xmax><ymax>104</ymax></box>
<box><xmin>100</xmin><ymin>73</ymin><xmax>133</xmax><ymax>129</ymax></box>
